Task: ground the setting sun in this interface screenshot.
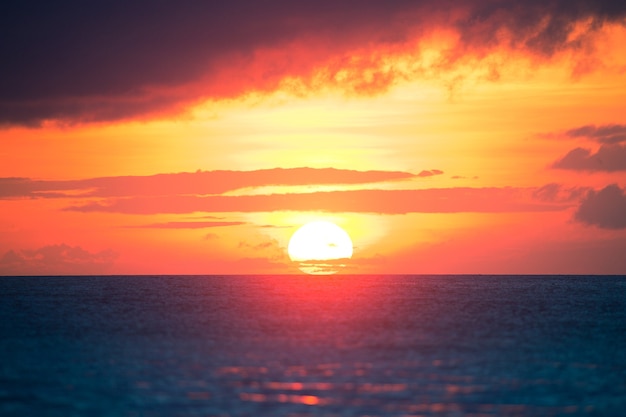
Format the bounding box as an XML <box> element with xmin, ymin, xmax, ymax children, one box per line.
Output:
<box><xmin>2</xmin><ymin>2</ymin><xmax>626</xmax><ymax>416</ymax></box>
<box><xmin>288</xmin><ymin>221</ymin><xmax>353</xmax><ymax>275</ymax></box>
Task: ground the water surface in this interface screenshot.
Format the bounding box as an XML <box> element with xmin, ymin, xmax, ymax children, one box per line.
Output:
<box><xmin>1</xmin><ymin>275</ymin><xmax>625</xmax><ymax>416</ymax></box>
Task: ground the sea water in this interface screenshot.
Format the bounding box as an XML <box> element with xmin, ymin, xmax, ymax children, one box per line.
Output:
<box><xmin>1</xmin><ymin>275</ymin><xmax>625</xmax><ymax>416</ymax></box>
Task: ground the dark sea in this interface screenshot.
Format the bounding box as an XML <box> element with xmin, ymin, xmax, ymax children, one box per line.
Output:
<box><xmin>1</xmin><ymin>275</ymin><xmax>625</xmax><ymax>417</ymax></box>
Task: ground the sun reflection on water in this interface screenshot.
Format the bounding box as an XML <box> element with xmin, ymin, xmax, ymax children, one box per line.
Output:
<box><xmin>206</xmin><ymin>360</ymin><xmax>597</xmax><ymax>416</ymax></box>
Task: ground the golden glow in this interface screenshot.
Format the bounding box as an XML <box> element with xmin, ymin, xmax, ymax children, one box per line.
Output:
<box><xmin>288</xmin><ymin>221</ymin><xmax>353</xmax><ymax>275</ymax></box>
<box><xmin>2</xmin><ymin>23</ymin><xmax>626</xmax><ymax>275</ymax></box>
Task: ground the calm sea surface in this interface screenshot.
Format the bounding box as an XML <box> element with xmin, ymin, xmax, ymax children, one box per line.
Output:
<box><xmin>1</xmin><ymin>275</ymin><xmax>625</xmax><ymax>416</ymax></box>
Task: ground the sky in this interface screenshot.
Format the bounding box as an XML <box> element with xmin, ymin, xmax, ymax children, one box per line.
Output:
<box><xmin>1</xmin><ymin>0</ymin><xmax>626</xmax><ymax>275</ymax></box>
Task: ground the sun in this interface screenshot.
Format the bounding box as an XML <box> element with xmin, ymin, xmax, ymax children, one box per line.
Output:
<box><xmin>288</xmin><ymin>221</ymin><xmax>353</xmax><ymax>275</ymax></box>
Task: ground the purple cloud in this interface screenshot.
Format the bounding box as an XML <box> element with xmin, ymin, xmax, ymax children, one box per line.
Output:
<box><xmin>565</xmin><ymin>124</ymin><xmax>626</xmax><ymax>144</ymax></box>
<box><xmin>0</xmin><ymin>244</ymin><xmax>118</xmax><ymax>275</ymax></box>
<box><xmin>574</xmin><ymin>184</ymin><xmax>626</xmax><ymax>229</ymax></box>
<box><xmin>1</xmin><ymin>1</ymin><xmax>624</xmax><ymax>126</ymax></box>
<box><xmin>552</xmin><ymin>144</ymin><xmax>626</xmax><ymax>171</ymax></box>
<box><xmin>532</xmin><ymin>183</ymin><xmax>590</xmax><ymax>203</ymax></box>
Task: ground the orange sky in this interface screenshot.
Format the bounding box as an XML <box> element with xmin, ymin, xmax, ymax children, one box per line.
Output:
<box><xmin>2</xmin><ymin>1</ymin><xmax>626</xmax><ymax>275</ymax></box>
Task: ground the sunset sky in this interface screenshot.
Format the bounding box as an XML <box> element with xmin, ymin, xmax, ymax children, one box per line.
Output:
<box><xmin>1</xmin><ymin>0</ymin><xmax>626</xmax><ymax>275</ymax></box>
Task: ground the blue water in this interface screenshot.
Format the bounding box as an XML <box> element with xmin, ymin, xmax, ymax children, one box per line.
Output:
<box><xmin>1</xmin><ymin>275</ymin><xmax>625</xmax><ymax>416</ymax></box>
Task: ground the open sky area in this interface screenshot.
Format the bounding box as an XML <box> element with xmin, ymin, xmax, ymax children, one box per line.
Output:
<box><xmin>1</xmin><ymin>0</ymin><xmax>626</xmax><ymax>275</ymax></box>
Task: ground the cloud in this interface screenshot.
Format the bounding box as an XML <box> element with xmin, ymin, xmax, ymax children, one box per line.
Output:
<box><xmin>565</xmin><ymin>124</ymin><xmax>626</xmax><ymax>144</ymax></box>
<box><xmin>234</xmin><ymin>238</ymin><xmax>291</xmax><ymax>272</ymax></box>
<box><xmin>451</xmin><ymin>175</ymin><xmax>479</xmax><ymax>180</ymax></box>
<box><xmin>237</xmin><ymin>238</ymin><xmax>287</xmax><ymax>263</ymax></box>
<box><xmin>416</xmin><ymin>169</ymin><xmax>444</xmax><ymax>178</ymax></box>
<box><xmin>64</xmin><ymin>187</ymin><xmax>569</xmax><ymax>215</ymax></box>
<box><xmin>295</xmin><ymin>257</ymin><xmax>355</xmax><ymax>275</ymax></box>
<box><xmin>238</xmin><ymin>241</ymin><xmax>275</xmax><ymax>251</ymax></box>
<box><xmin>0</xmin><ymin>244</ymin><xmax>118</xmax><ymax>275</ymax></box>
<box><xmin>574</xmin><ymin>184</ymin><xmax>626</xmax><ymax>229</ymax></box>
<box><xmin>552</xmin><ymin>144</ymin><xmax>626</xmax><ymax>171</ymax></box>
<box><xmin>0</xmin><ymin>178</ymin><xmax>75</xmax><ymax>199</ymax></box>
<box><xmin>1</xmin><ymin>1</ymin><xmax>624</xmax><ymax>126</ymax></box>
<box><xmin>0</xmin><ymin>167</ymin><xmax>416</xmax><ymax>200</ymax></box>
<box><xmin>259</xmin><ymin>224</ymin><xmax>293</xmax><ymax>229</ymax></box>
<box><xmin>128</xmin><ymin>221</ymin><xmax>245</xmax><ymax>229</ymax></box>
<box><xmin>532</xmin><ymin>183</ymin><xmax>590</xmax><ymax>203</ymax></box>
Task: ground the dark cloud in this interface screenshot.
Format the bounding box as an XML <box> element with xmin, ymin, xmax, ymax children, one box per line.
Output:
<box><xmin>574</xmin><ymin>184</ymin><xmax>626</xmax><ymax>229</ymax></box>
<box><xmin>456</xmin><ymin>1</ymin><xmax>625</xmax><ymax>56</ymax></box>
<box><xmin>1</xmin><ymin>1</ymin><xmax>624</xmax><ymax>126</ymax></box>
<box><xmin>64</xmin><ymin>187</ymin><xmax>569</xmax><ymax>215</ymax></box>
<box><xmin>0</xmin><ymin>244</ymin><xmax>118</xmax><ymax>275</ymax></box>
<box><xmin>533</xmin><ymin>183</ymin><xmax>590</xmax><ymax>203</ymax></box>
<box><xmin>526</xmin><ymin>237</ymin><xmax>626</xmax><ymax>274</ymax></box>
<box><xmin>565</xmin><ymin>124</ymin><xmax>626</xmax><ymax>144</ymax></box>
<box><xmin>0</xmin><ymin>167</ymin><xmax>415</xmax><ymax>199</ymax></box>
<box><xmin>552</xmin><ymin>144</ymin><xmax>626</xmax><ymax>171</ymax></box>
<box><xmin>0</xmin><ymin>178</ymin><xmax>76</xmax><ymax>199</ymax></box>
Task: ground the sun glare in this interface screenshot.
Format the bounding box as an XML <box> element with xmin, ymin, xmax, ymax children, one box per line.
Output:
<box><xmin>288</xmin><ymin>221</ymin><xmax>353</xmax><ymax>275</ymax></box>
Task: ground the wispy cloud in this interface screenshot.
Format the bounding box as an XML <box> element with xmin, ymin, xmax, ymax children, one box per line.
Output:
<box><xmin>0</xmin><ymin>167</ymin><xmax>416</xmax><ymax>199</ymax></box>
<box><xmin>565</xmin><ymin>124</ymin><xmax>626</xmax><ymax>144</ymax></box>
<box><xmin>416</xmin><ymin>169</ymin><xmax>444</xmax><ymax>178</ymax></box>
<box><xmin>128</xmin><ymin>221</ymin><xmax>245</xmax><ymax>229</ymax></box>
<box><xmin>64</xmin><ymin>187</ymin><xmax>570</xmax><ymax>215</ymax></box>
<box><xmin>532</xmin><ymin>183</ymin><xmax>590</xmax><ymax>203</ymax></box>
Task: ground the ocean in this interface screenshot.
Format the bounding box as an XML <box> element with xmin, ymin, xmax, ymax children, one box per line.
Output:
<box><xmin>1</xmin><ymin>275</ymin><xmax>625</xmax><ymax>416</ymax></box>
